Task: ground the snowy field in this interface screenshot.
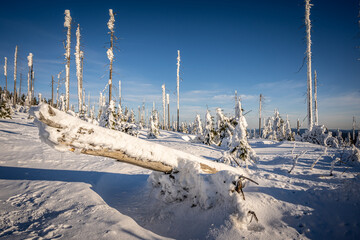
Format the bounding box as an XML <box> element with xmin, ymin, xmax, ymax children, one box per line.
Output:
<box><xmin>1</xmin><ymin>111</ymin><xmax>360</xmax><ymax>239</ymax></box>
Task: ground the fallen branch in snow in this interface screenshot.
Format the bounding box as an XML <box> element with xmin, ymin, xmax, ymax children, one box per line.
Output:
<box><xmin>310</xmin><ymin>147</ymin><xmax>328</xmax><ymax>170</ymax></box>
<box><xmin>288</xmin><ymin>150</ymin><xmax>307</xmax><ymax>174</ymax></box>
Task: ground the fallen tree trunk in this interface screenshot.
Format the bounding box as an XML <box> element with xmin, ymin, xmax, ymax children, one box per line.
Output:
<box><xmin>31</xmin><ymin>104</ymin><xmax>223</xmax><ymax>174</ymax></box>
<box><xmin>31</xmin><ymin>103</ymin><xmax>259</xmax><ymax>223</ymax></box>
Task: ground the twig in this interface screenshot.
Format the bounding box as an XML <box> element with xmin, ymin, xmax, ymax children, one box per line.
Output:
<box><xmin>288</xmin><ymin>150</ymin><xmax>307</xmax><ymax>173</ymax></box>
<box><xmin>310</xmin><ymin>147</ymin><xmax>327</xmax><ymax>170</ymax></box>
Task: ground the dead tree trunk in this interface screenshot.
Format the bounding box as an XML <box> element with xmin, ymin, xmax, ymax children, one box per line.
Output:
<box><xmin>107</xmin><ymin>9</ymin><xmax>115</xmax><ymax>104</ymax></box>
<box><xmin>314</xmin><ymin>70</ymin><xmax>318</xmax><ymax>125</ymax></box>
<box><xmin>176</xmin><ymin>50</ymin><xmax>180</xmax><ymax>132</ymax></box>
<box><xmin>13</xmin><ymin>46</ymin><xmax>18</xmax><ymax>106</ymax></box>
<box><xmin>64</xmin><ymin>10</ymin><xmax>72</xmax><ymax>111</ymax></box>
<box><xmin>305</xmin><ymin>0</ymin><xmax>313</xmax><ymax>131</ymax></box>
<box><xmin>259</xmin><ymin>94</ymin><xmax>262</xmax><ymax>138</ymax></box>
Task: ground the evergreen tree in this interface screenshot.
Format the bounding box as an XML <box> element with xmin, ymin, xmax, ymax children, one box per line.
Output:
<box><xmin>203</xmin><ymin>110</ymin><xmax>215</xmax><ymax>145</ymax></box>
<box><xmin>148</xmin><ymin>110</ymin><xmax>160</xmax><ymax>138</ymax></box>
<box><xmin>193</xmin><ymin>114</ymin><xmax>203</xmax><ymax>142</ymax></box>
<box><xmin>220</xmin><ymin>99</ymin><xmax>258</xmax><ymax>168</ymax></box>
<box><xmin>99</xmin><ymin>100</ymin><xmax>117</xmax><ymax>129</ymax></box>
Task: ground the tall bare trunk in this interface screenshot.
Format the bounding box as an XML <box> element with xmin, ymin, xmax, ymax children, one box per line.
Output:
<box><xmin>64</xmin><ymin>10</ymin><xmax>72</xmax><ymax>111</ymax></box>
<box><xmin>259</xmin><ymin>94</ymin><xmax>262</xmax><ymax>138</ymax></box>
<box><xmin>305</xmin><ymin>0</ymin><xmax>313</xmax><ymax>130</ymax></box>
<box><xmin>75</xmin><ymin>24</ymin><xmax>83</xmax><ymax>114</ymax></box>
<box><xmin>13</xmin><ymin>46</ymin><xmax>18</xmax><ymax>106</ymax></box>
<box><xmin>51</xmin><ymin>75</ymin><xmax>54</xmax><ymax>106</ymax></box>
<box><xmin>167</xmin><ymin>94</ymin><xmax>170</xmax><ymax>130</ymax></box>
<box><xmin>107</xmin><ymin>9</ymin><xmax>115</xmax><ymax>104</ymax></box>
<box><xmin>4</xmin><ymin>57</ymin><xmax>7</xmax><ymax>94</ymax></box>
<box><xmin>314</xmin><ymin>70</ymin><xmax>318</xmax><ymax>125</ymax></box>
<box><xmin>176</xmin><ymin>50</ymin><xmax>180</xmax><ymax>132</ymax></box>
<box><xmin>162</xmin><ymin>84</ymin><xmax>166</xmax><ymax>130</ymax></box>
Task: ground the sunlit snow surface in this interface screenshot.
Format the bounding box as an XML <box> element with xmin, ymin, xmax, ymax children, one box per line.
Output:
<box><xmin>0</xmin><ymin>111</ymin><xmax>359</xmax><ymax>239</ymax></box>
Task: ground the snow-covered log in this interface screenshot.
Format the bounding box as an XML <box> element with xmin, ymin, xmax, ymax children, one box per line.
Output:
<box><xmin>29</xmin><ymin>103</ymin><xmax>252</xmax><ymax>175</ymax></box>
<box><xmin>30</xmin><ymin>103</ymin><xmax>259</xmax><ymax>222</ymax></box>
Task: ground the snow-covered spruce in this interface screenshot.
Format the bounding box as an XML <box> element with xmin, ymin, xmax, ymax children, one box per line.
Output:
<box><xmin>301</xmin><ymin>125</ymin><xmax>339</xmax><ymax>148</ymax></box>
<box><xmin>30</xmin><ymin>103</ymin><xmax>258</xmax><ymax>224</ymax></box>
<box><xmin>214</xmin><ymin>108</ymin><xmax>234</xmax><ymax>147</ymax></box>
<box><xmin>99</xmin><ymin>100</ymin><xmax>117</xmax><ymax>129</ymax></box>
<box><xmin>192</xmin><ymin>114</ymin><xmax>203</xmax><ymax>142</ymax></box>
<box><xmin>203</xmin><ymin>110</ymin><xmax>216</xmax><ymax>145</ymax></box>
<box><xmin>0</xmin><ymin>99</ymin><xmax>12</xmax><ymax>119</ymax></box>
<box><xmin>262</xmin><ymin>110</ymin><xmax>293</xmax><ymax>141</ymax></box>
<box><xmin>148</xmin><ymin>109</ymin><xmax>160</xmax><ymax>139</ymax></box>
<box><xmin>220</xmin><ymin>99</ymin><xmax>258</xmax><ymax>168</ymax></box>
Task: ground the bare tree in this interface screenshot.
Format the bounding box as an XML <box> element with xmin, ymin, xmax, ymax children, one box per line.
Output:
<box><xmin>176</xmin><ymin>50</ymin><xmax>180</xmax><ymax>131</ymax></box>
<box><xmin>305</xmin><ymin>0</ymin><xmax>313</xmax><ymax>130</ymax></box>
<box><xmin>259</xmin><ymin>94</ymin><xmax>262</xmax><ymax>137</ymax></box>
<box><xmin>107</xmin><ymin>9</ymin><xmax>115</xmax><ymax>104</ymax></box>
<box><xmin>75</xmin><ymin>24</ymin><xmax>83</xmax><ymax>114</ymax></box>
<box><xmin>314</xmin><ymin>70</ymin><xmax>318</xmax><ymax>125</ymax></box>
<box><xmin>4</xmin><ymin>57</ymin><xmax>7</xmax><ymax>94</ymax></box>
<box><xmin>27</xmin><ymin>53</ymin><xmax>33</xmax><ymax>106</ymax></box>
<box><xmin>64</xmin><ymin>10</ymin><xmax>72</xmax><ymax>111</ymax></box>
<box><xmin>13</xmin><ymin>46</ymin><xmax>18</xmax><ymax>106</ymax></box>
<box><xmin>162</xmin><ymin>84</ymin><xmax>166</xmax><ymax>130</ymax></box>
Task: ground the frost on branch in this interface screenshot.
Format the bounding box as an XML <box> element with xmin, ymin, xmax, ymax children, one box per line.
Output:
<box><xmin>27</xmin><ymin>53</ymin><xmax>33</xmax><ymax>67</ymax></box>
<box><xmin>106</xmin><ymin>48</ymin><xmax>114</xmax><ymax>61</ymax></box>
<box><xmin>107</xmin><ymin>9</ymin><xmax>115</xmax><ymax>32</ymax></box>
<box><xmin>64</xmin><ymin>10</ymin><xmax>71</xmax><ymax>28</ymax></box>
<box><xmin>3</xmin><ymin>57</ymin><xmax>7</xmax><ymax>76</ymax></box>
<box><xmin>301</xmin><ymin>125</ymin><xmax>339</xmax><ymax>148</ymax></box>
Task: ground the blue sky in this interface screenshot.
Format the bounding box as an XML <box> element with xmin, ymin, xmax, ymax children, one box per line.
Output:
<box><xmin>0</xmin><ymin>0</ymin><xmax>359</xmax><ymax>129</ymax></box>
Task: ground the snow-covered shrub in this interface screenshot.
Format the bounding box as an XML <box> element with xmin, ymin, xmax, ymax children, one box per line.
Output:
<box><xmin>203</xmin><ymin>110</ymin><xmax>216</xmax><ymax>145</ymax></box>
<box><xmin>0</xmin><ymin>100</ymin><xmax>12</xmax><ymax>119</ymax></box>
<box><xmin>301</xmin><ymin>125</ymin><xmax>339</xmax><ymax>148</ymax></box>
<box><xmin>180</xmin><ymin>122</ymin><xmax>188</xmax><ymax>134</ymax></box>
<box><xmin>99</xmin><ymin>100</ymin><xmax>117</xmax><ymax>129</ymax></box>
<box><xmin>148</xmin><ymin>161</ymin><xmax>255</xmax><ymax>223</ymax></box>
<box><xmin>220</xmin><ymin>99</ymin><xmax>258</xmax><ymax>168</ymax></box>
<box><xmin>356</xmin><ymin>133</ymin><xmax>360</xmax><ymax>148</ymax></box>
<box><xmin>192</xmin><ymin>114</ymin><xmax>203</xmax><ymax>142</ymax></box>
<box><xmin>148</xmin><ymin>110</ymin><xmax>160</xmax><ymax>139</ymax></box>
<box><xmin>336</xmin><ymin>129</ymin><xmax>344</xmax><ymax>146</ymax></box>
<box><xmin>214</xmin><ymin>108</ymin><xmax>234</xmax><ymax>147</ymax></box>
<box><xmin>262</xmin><ymin>110</ymin><xmax>291</xmax><ymax>141</ymax></box>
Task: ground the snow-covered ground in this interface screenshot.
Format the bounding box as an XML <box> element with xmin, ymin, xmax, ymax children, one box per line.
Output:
<box><xmin>1</xmin><ymin>111</ymin><xmax>359</xmax><ymax>239</ymax></box>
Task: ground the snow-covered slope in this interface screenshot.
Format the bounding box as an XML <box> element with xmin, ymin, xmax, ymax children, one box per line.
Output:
<box><xmin>1</xmin><ymin>111</ymin><xmax>359</xmax><ymax>239</ymax></box>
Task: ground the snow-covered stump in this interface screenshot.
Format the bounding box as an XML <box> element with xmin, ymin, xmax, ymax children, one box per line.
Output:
<box><xmin>31</xmin><ymin>103</ymin><xmax>259</xmax><ymax>224</ymax></box>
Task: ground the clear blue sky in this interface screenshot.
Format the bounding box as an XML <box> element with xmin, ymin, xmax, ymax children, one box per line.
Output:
<box><xmin>0</xmin><ymin>0</ymin><xmax>359</xmax><ymax>129</ymax></box>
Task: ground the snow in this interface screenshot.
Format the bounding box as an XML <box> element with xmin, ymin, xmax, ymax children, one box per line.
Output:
<box><xmin>1</xmin><ymin>109</ymin><xmax>360</xmax><ymax>239</ymax></box>
<box><xmin>64</xmin><ymin>10</ymin><xmax>71</xmax><ymax>28</ymax></box>
<box><xmin>27</xmin><ymin>53</ymin><xmax>33</xmax><ymax>68</ymax></box>
<box><xmin>107</xmin><ymin>9</ymin><xmax>115</xmax><ymax>32</ymax></box>
<box><xmin>106</xmin><ymin>48</ymin><xmax>113</xmax><ymax>61</ymax></box>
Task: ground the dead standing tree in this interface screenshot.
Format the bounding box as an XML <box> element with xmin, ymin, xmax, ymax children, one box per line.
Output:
<box><xmin>107</xmin><ymin>9</ymin><xmax>115</xmax><ymax>104</ymax></box>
